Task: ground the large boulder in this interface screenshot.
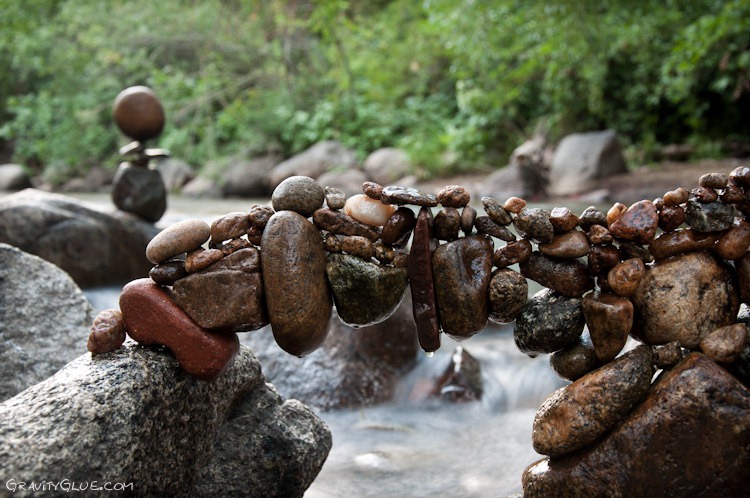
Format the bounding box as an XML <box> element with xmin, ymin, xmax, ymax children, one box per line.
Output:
<box><xmin>181</xmin><ymin>176</ymin><xmax>223</xmax><ymax>199</ymax></box>
<box><xmin>221</xmin><ymin>153</ymin><xmax>281</xmax><ymax>198</ymax></box>
<box><xmin>268</xmin><ymin>141</ymin><xmax>358</xmax><ymax>189</ymax></box>
<box><xmin>0</xmin><ymin>244</ymin><xmax>94</xmax><ymax>401</ymax></box>
<box><xmin>0</xmin><ymin>189</ymin><xmax>158</xmax><ymax>286</ymax></box>
<box><xmin>241</xmin><ymin>292</ymin><xmax>420</xmax><ymax>410</ymax></box>
<box><xmin>522</xmin><ymin>353</ymin><xmax>750</xmax><ymax>497</ymax></box>
<box><xmin>156</xmin><ymin>157</ymin><xmax>196</xmax><ymax>192</ymax></box>
<box><xmin>548</xmin><ymin>130</ymin><xmax>627</xmax><ymax>197</ymax></box>
<box><xmin>0</xmin><ymin>344</ymin><xmax>331</xmax><ymax>498</ymax></box>
<box><xmin>363</xmin><ymin>147</ymin><xmax>412</xmax><ymax>185</ymax></box>
<box><xmin>316</xmin><ymin>169</ymin><xmax>368</xmax><ymax>197</ymax></box>
<box><xmin>481</xmin><ymin>136</ymin><xmax>550</xmax><ymax>200</ymax></box>
<box><xmin>0</xmin><ymin>163</ymin><xmax>32</xmax><ymax>191</ymax></box>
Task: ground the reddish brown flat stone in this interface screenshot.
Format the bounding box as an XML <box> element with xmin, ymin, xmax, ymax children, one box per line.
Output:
<box><xmin>407</xmin><ymin>207</ymin><xmax>441</xmax><ymax>353</ymax></box>
<box><xmin>119</xmin><ymin>278</ymin><xmax>239</xmax><ymax>382</ymax></box>
<box><xmin>520</xmin><ymin>252</ymin><xmax>594</xmax><ymax>298</ymax></box>
<box><xmin>608</xmin><ymin>200</ymin><xmax>658</xmax><ymax>245</ymax></box>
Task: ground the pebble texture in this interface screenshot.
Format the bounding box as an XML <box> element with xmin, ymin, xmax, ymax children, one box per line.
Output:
<box><xmin>520</xmin><ymin>252</ymin><xmax>594</xmax><ymax>298</ymax></box>
<box><xmin>523</xmin><ymin>353</ymin><xmax>750</xmax><ymax>498</ymax></box>
<box><xmin>433</xmin><ymin>235</ymin><xmax>493</xmax><ymax>339</ymax></box>
<box><xmin>0</xmin><ymin>244</ymin><xmax>94</xmax><ymax>401</ymax></box>
<box><xmin>582</xmin><ymin>292</ymin><xmax>633</xmax><ymax>362</ymax></box>
<box><xmin>514</xmin><ymin>288</ymin><xmax>584</xmax><ymax>355</ymax></box>
<box><xmin>0</xmin><ymin>345</ymin><xmax>331</xmax><ymax>498</ymax></box>
<box><xmin>261</xmin><ymin>211</ymin><xmax>332</xmax><ymax>357</ymax></box>
<box><xmin>120</xmin><ymin>278</ymin><xmax>240</xmax><ymax>381</ymax></box>
<box><xmin>532</xmin><ymin>346</ymin><xmax>654</xmax><ymax>457</ymax></box>
<box><xmin>488</xmin><ymin>268</ymin><xmax>528</xmax><ymax>324</ymax></box>
<box><xmin>632</xmin><ymin>251</ymin><xmax>740</xmax><ymax>348</ymax></box>
<box><xmin>173</xmin><ymin>248</ymin><xmax>268</xmax><ymax>331</ymax></box>
<box><xmin>271</xmin><ymin>175</ymin><xmax>325</xmax><ymax>217</ymax></box>
<box><xmin>326</xmin><ymin>253</ymin><xmax>408</xmax><ymax>327</ymax></box>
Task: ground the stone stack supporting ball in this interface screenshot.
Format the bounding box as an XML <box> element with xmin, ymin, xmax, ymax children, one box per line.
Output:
<box><xmin>111</xmin><ymin>86</ymin><xmax>168</xmax><ymax>223</ymax></box>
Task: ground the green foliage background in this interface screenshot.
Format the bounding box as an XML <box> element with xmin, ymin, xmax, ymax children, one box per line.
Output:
<box><xmin>0</xmin><ymin>0</ymin><xmax>748</xmax><ymax>184</ymax></box>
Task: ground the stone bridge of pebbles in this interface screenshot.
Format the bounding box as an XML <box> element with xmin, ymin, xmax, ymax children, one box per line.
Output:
<box><xmin>87</xmin><ymin>168</ymin><xmax>750</xmax><ymax>496</ymax></box>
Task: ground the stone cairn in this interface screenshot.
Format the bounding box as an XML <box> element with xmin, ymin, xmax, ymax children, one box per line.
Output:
<box><xmin>110</xmin><ymin>86</ymin><xmax>170</xmax><ymax>223</ymax></box>
<box><xmin>88</xmin><ymin>92</ymin><xmax>750</xmax><ymax>491</ymax></box>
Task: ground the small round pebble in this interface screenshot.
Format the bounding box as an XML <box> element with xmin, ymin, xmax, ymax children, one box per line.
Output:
<box><xmin>482</xmin><ymin>197</ymin><xmax>513</xmax><ymax>225</ymax></box>
<box><xmin>514</xmin><ymin>208</ymin><xmax>554</xmax><ymax>242</ymax></box>
<box><xmin>437</xmin><ymin>185</ymin><xmax>471</xmax><ymax>208</ymax></box>
<box><xmin>550</xmin><ymin>335</ymin><xmax>600</xmax><ymax>381</ymax></box>
<box><xmin>248</xmin><ymin>204</ymin><xmax>275</xmax><ymax>228</ymax></box>
<box><xmin>608</xmin><ymin>258</ymin><xmax>646</xmax><ymax>297</ymax></box>
<box><xmin>362</xmin><ymin>181</ymin><xmax>384</xmax><ymax>199</ymax></box>
<box><xmin>324</xmin><ymin>186</ymin><xmax>347</xmax><ymax>210</ymax></box>
<box><xmin>587</xmin><ymin>224</ymin><xmax>613</xmax><ymax>245</ymax></box>
<box><xmin>344</xmin><ymin>194</ymin><xmax>397</xmax><ymax>227</ymax></box>
<box><xmin>692</xmin><ymin>186</ymin><xmax>718</xmax><ymax>203</ymax></box>
<box><xmin>549</xmin><ymin>207</ymin><xmax>579</xmax><ymax>233</ymax></box>
<box><xmin>493</xmin><ymin>239</ymin><xmax>532</xmax><ymax>268</ymax></box>
<box><xmin>699</xmin><ymin>172</ymin><xmax>728</xmax><ymax>189</ymax></box>
<box><xmin>579</xmin><ymin>206</ymin><xmax>607</xmax><ymax>231</ymax></box>
<box><xmin>658</xmin><ymin>205</ymin><xmax>687</xmax><ymax>232</ymax></box>
<box><xmin>461</xmin><ymin>206</ymin><xmax>477</xmax><ymax>235</ymax></box>
<box><xmin>652</xmin><ymin>341</ymin><xmax>684</xmax><ymax>369</ymax></box>
<box><xmin>149</xmin><ymin>260</ymin><xmax>187</xmax><ymax>286</ymax></box>
<box><xmin>606</xmin><ymin>203</ymin><xmax>627</xmax><ymax>225</ymax></box>
<box><xmin>340</xmin><ymin>235</ymin><xmax>375</xmax><ymax>259</ymax></box>
<box><xmin>87</xmin><ymin>309</ymin><xmax>126</xmax><ymax>355</ymax></box>
<box><xmin>146</xmin><ymin>219</ymin><xmax>211</xmax><ymax>265</ymax></box>
<box><xmin>185</xmin><ymin>248</ymin><xmax>223</xmax><ymax>273</ymax></box>
<box><xmin>700</xmin><ymin>323</ymin><xmax>749</xmax><ymax>363</ymax></box>
<box><xmin>433</xmin><ymin>207</ymin><xmax>462</xmax><ymax>241</ymax></box>
<box><xmin>729</xmin><ymin>166</ymin><xmax>750</xmax><ymax>187</ymax></box>
<box><xmin>210</xmin><ymin>212</ymin><xmax>250</xmax><ymax>244</ymax></box>
<box><xmin>721</xmin><ymin>185</ymin><xmax>744</xmax><ymax>204</ymax></box>
<box><xmin>488</xmin><ymin>268</ymin><xmax>528</xmax><ymax>324</ymax></box>
<box><xmin>663</xmin><ymin>187</ymin><xmax>690</xmax><ymax>207</ymax></box>
<box><xmin>272</xmin><ymin>176</ymin><xmax>325</xmax><ymax>217</ymax></box>
<box><xmin>503</xmin><ymin>196</ymin><xmax>526</xmax><ymax>214</ymax></box>
<box><xmin>325</xmin><ymin>233</ymin><xmax>342</xmax><ymax>252</ymax></box>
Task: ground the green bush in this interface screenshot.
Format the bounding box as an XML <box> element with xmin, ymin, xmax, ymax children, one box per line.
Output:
<box><xmin>0</xmin><ymin>0</ymin><xmax>747</xmax><ymax>184</ymax></box>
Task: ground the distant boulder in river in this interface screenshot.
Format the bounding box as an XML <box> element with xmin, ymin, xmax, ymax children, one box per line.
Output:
<box><xmin>267</xmin><ymin>140</ymin><xmax>359</xmax><ymax>190</ymax></box>
<box><xmin>0</xmin><ymin>189</ymin><xmax>158</xmax><ymax>286</ymax></box>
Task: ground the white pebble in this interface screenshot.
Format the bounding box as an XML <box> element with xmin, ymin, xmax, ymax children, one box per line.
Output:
<box><xmin>344</xmin><ymin>194</ymin><xmax>396</xmax><ymax>227</ymax></box>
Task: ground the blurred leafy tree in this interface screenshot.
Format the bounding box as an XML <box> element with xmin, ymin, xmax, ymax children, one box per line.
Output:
<box><xmin>0</xmin><ymin>0</ymin><xmax>747</xmax><ymax>184</ymax></box>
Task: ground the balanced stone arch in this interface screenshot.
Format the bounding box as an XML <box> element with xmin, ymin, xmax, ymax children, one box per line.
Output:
<box><xmin>87</xmin><ymin>166</ymin><xmax>750</xmax><ymax>494</ymax></box>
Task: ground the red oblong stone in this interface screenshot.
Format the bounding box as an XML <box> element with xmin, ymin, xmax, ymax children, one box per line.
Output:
<box><xmin>119</xmin><ymin>278</ymin><xmax>239</xmax><ymax>382</ymax></box>
<box><xmin>407</xmin><ymin>207</ymin><xmax>441</xmax><ymax>353</ymax></box>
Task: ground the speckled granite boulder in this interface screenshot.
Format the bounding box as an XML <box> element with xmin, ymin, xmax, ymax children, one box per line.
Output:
<box><xmin>0</xmin><ymin>344</ymin><xmax>331</xmax><ymax>498</ymax></box>
<box><xmin>0</xmin><ymin>243</ymin><xmax>94</xmax><ymax>401</ymax></box>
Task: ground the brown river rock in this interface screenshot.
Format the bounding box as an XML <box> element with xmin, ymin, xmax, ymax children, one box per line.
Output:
<box><xmin>607</xmin><ymin>200</ymin><xmax>658</xmax><ymax>244</ymax></box>
<box><xmin>714</xmin><ymin>220</ymin><xmax>750</xmax><ymax>260</ymax></box>
<box><xmin>607</xmin><ymin>257</ymin><xmax>645</xmax><ymax>297</ymax></box>
<box><xmin>699</xmin><ymin>323</ymin><xmax>749</xmax><ymax>363</ymax></box>
<box><xmin>649</xmin><ymin>228</ymin><xmax>721</xmax><ymax>260</ymax></box>
<box><xmin>539</xmin><ymin>229</ymin><xmax>590</xmax><ymax>259</ymax></box>
<box><xmin>432</xmin><ymin>234</ymin><xmax>493</xmax><ymax>339</ymax></box>
<box><xmin>119</xmin><ymin>278</ymin><xmax>239</xmax><ymax>382</ymax></box>
<box><xmin>407</xmin><ymin>207</ymin><xmax>441</xmax><ymax>352</ymax></box>
<box><xmin>145</xmin><ymin>219</ymin><xmax>211</xmax><ymax>265</ymax></box>
<box><xmin>520</xmin><ymin>252</ymin><xmax>594</xmax><ymax>298</ymax></box>
<box><xmin>523</xmin><ymin>353</ymin><xmax>750</xmax><ymax>498</ymax></box>
<box><xmin>582</xmin><ymin>292</ymin><xmax>633</xmax><ymax>362</ymax></box>
<box><xmin>532</xmin><ymin>345</ymin><xmax>654</xmax><ymax>458</ymax></box>
<box><xmin>172</xmin><ymin>248</ymin><xmax>267</xmax><ymax>332</ymax></box>
<box><xmin>261</xmin><ymin>211</ymin><xmax>332</xmax><ymax>357</ymax></box>
<box><xmin>632</xmin><ymin>251</ymin><xmax>740</xmax><ymax>349</ymax></box>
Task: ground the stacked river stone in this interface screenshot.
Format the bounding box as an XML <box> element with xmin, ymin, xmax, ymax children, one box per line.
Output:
<box><xmin>88</xmin><ymin>168</ymin><xmax>750</xmax><ymax>491</ymax></box>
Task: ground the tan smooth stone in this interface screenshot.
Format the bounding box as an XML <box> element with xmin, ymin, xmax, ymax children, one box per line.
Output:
<box><xmin>146</xmin><ymin>219</ymin><xmax>211</xmax><ymax>265</ymax></box>
<box><xmin>539</xmin><ymin>230</ymin><xmax>590</xmax><ymax>259</ymax></box>
<box><xmin>261</xmin><ymin>211</ymin><xmax>332</xmax><ymax>357</ymax></box>
<box><xmin>344</xmin><ymin>194</ymin><xmax>396</xmax><ymax>227</ymax></box>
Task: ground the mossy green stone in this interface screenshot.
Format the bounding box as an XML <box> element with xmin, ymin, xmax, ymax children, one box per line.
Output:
<box><xmin>326</xmin><ymin>253</ymin><xmax>408</xmax><ymax>327</ymax></box>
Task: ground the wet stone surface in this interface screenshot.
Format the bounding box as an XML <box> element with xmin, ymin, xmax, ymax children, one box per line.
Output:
<box><xmin>532</xmin><ymin>346</ymin><xmax>654</xmax><ymax>458</ymax></box>
<box><xmin>514</xmin><ymin>288</ymin><xmax>585</xmax><ymax>355</ymax></box>
<box><xmin>699</xmin><ymin>323</ymin><xmax>749</xmax><ymax>364</ymax></box>
<box><xmin>550</xmin><ymin>333</ymin><xmax>600</xmax><ymax>382</ymax></box>
<box><xmin>539</xmin><ymin>230</ymin><xmax>589</xmax><ymax>259</ymax></box>
<box><xmin>271</xmin><ymin>175</ymin><xmax>325</xmax><ymax>218</ymax></box>
<box><xmin>582</xmin><ymin>292</ymin><xmax>633</xmax><ymax>362</ymax></box>
<box><xmin>432</xmin><ymin>235</ymin><xmax>493</xmax><ymax>340</ymax></box>
<box><xmin>407</xmin><ymin>207</ymin><xmax>441</xmax><ymax>353</ymax></box>
<box><xmin>685</xmin><ymin>198</ymin><xmax>735</xmax><ymax>232</ymax></box>
<box><xmin>494</xmin><ymin>239</ymin><xmax>532</xmax><ymax>268</ymax></box>
<box><xmin>488</xmin><ymin>268</ymin><xmax>528</xmax><ymax>324</ymax></box>
<box><xmin>437</xmin><ymin>185</ymin><xmax>471</xmax><ymax>208</ymax></box>
<box><xmin>632</xmin><ymin>251</ymin><xmax>740</xmax><ymax>349</ymax></box>
<box><xmin>474</xmin><ymin>215</ymin><xmax>516</xmax><ymax>242</ymax></box>
<box><xmin>607</xmin><ymin>200</ymin><xmax>658</xmax><ymax>245</ymax></box>
<box><xmin>607</xmin><ymin>258</ymin><xmax>645</xmax><ymax>297</ymax></box>
<box><xmin>520</xmin><ymin>252</ymin><xmax>594</xmax><ymax>298</ymax></box>
<box><xmin>649</xmin><ymin>228</ymin><xmax>720</xmax><ymax>260</ymax></box>
<box><xmin>313</xmin><ymin>208</ymin><xmax>380</xmax><ymax>241</ymax></box>
<box><xmin>326</xmin><ymin>253</ymin><xmax>408</xmax><ymax>328</ymax></box>
<box><xmin>514</xmin><ymin>208</ymin><xmax>554</xmax><ymax>243</ymax></box>
<box><xmin>549</xmin><ymin>207</ymin><xmax>579</xmax><ymax>233</ymax></box>
<box><xmin>481</xmin><ymin>196</ymin><xmax>513</xmax><ymax>226</ymax></box>
<box><xmin>380</xmin><ymin>207</ymin><xmax>416</xmax><ymax>247</ymax></box>
<box><xmin>380</xmin><ymin>186</ymin><xmax>437</xmax><ymax>207</ymax></box>
<box><xmin>431</xmin><ymin>346</ymin><xmax>483</xmax><ymax>402</ymax></box>
<box><xmin>433</xmin><ymin>207</ymin><xmax>461</xmax><ymax>241</ymax></box>
<box><xmin>261</xmin><ymin>211</ymin><xmax>332</xmax><ymax>357</ymax></box>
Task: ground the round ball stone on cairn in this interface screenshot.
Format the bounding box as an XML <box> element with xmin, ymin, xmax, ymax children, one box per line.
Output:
<box><xmin>111</xmin><ymin>85</ymin><xmax>169</xmax><ymax>223</ymax></box>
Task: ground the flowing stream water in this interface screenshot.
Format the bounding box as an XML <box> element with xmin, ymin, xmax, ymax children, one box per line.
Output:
<box><xmin>77</xmin><ymin>193</ymin><xmax>569</xmax><ymax>497</ymax></box>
